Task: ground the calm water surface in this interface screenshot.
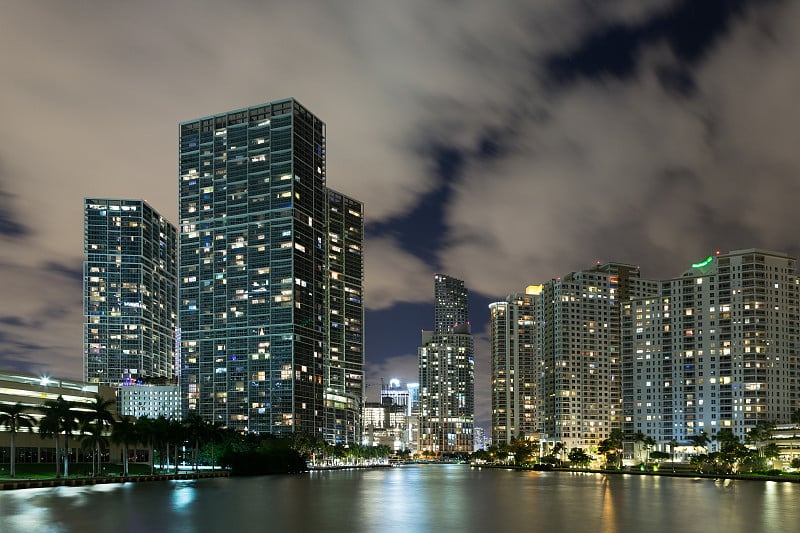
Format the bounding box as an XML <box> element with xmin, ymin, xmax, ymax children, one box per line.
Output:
<box><xmin>0</xmin><ymin>465</ymin><xmax>797</xmax><ymax>532</ymax></box>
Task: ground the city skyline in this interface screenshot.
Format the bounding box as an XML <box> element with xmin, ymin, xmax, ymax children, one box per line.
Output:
<box><xmin>3</xmin><ymin>2</ymin><xmax>800</xmax><ymax>431</ymax></box>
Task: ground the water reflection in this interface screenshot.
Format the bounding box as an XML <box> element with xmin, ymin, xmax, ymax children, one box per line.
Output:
<box><xmin>171</xmin><ymin>482</ymin><xmax>197</xmax><ymax>511</ymax></box>
<box><xmin>0</xmin><ymin>467</ymin><xmax>798</xmax><ymax>533</ymax></box>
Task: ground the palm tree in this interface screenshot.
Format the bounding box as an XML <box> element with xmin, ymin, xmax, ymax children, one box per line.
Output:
<box><xmin>39</xmin><ymin>396</ymin><xmax>81</xmax><ymax>477</ymax></box>
<box><xmin>0</xmin><ymin>403</ymin><xmax>36</xmax><ymax>477</ymax></box>
<box><xmin>608</xmin><ymin>429</ymin><xmax>624</xmax><ymax>468</ymax></box>
<box><xmin>668</xmin><ymin>438</ymin><xmax>680</xmax><ymax>462</ymax></box>
<box><xmin>82</xmin><ymin>394</ymin><xmax>116</xmax><ymax>476</ymax></box>
<box><xmin>205</xmin><ymin>421</ymin><xmax>225</xmax><ymax>470</ymax></box>
<box><xmin>38</xmin><ymin>406</ymin><xmax>62</xmax><ymax>478</ymax></box>
<box><xmin>166</xmin><ymin>418</ymin><xmax>186</xmax><ymax>474</ymax></box>
<box><xmin>552</xmin><ymin>441</ymin><xmax>566</xmax><ymax>465</ymax></box>
<box><xmin>184</xmin><ymin>411</ymin><xmax>208</xmax><ymax>470</ymax></box>
<box><xmin>80</xmin><ymin>425</ymin><xmax>109</xmax><ymax>477</ymax></box>
<box><xmin>111</xmin><ymin>416</ymin><xmax>138</xmax><ymax>476</ymax></box>
<box><xmin>688</xmin><ymin>432</ymin><xmax>710</xmax><ymax>455</ymax></box>
<box><xmin>136</xmin><ymin>416</ymin><xmax>157</xmax><ymax>474</ymax></box>
<box><xmin>152</xmin><ymin>416</ymin><xmax>171</xmax><ymax>471</ymax></box>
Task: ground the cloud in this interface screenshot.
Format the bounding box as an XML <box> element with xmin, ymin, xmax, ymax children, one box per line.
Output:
<box><xmin>364</xmin><ymin>352</ymin><xmax>419</xmax><ymax>402</ymax></box>
<box><xmin>0</xmin><ymin>254</ymin><xmax>83</xmax><ymax>380</ymax></box>
<box><xmin>438</xmin><ymin>1</ymin><xmax>800</xmax><ymax>296</ymax></box>
<box><xmin>364</xmin><ymin>236</ymin><xmax>434</xmax><ymax>310</ymax></box>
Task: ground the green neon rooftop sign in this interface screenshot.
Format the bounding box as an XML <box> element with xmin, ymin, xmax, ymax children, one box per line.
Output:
<box><xmin>691</xmin><ymin>255</ymin><xmax>713</xmax><ymax>269</ymax></box>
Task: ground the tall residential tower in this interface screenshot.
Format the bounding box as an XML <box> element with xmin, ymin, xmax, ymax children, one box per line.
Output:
<box><xmin>419</xmin><ymin>274</ymin><xmax>475</xmax><ymax>454</ymax></box>
<box><xmin>623</xmin><ymin>249</ymin><xmax>800</xmax><ymax>445</ymax></box>
<box><xmin>489</xmin><ymin>287</ymin><xmax>540</xmax><ymax>444</ymax></box>
<box><xmin>178</xmin><ymin>98</ymin><xmax>363</xmax><ymax>441</ymax></box>
<box><xmin>83</xmin><ymin>198</ymin><xmax>177</xmax><ymax>386</ymax></box>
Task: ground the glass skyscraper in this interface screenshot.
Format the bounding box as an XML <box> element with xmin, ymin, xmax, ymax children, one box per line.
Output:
<box><xmin>178</xmin><ymin>98</ymin><xmax>363</xmax><ymax>440</ymax></box>
<box><xmin>83</xmin><ymin>198</ymin><xmax>177</xmax><ymax>386</ymax></box>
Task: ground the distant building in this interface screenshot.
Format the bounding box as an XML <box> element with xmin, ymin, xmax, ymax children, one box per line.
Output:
<box><xmin>362</xmin><ymin>400</ymin><xmax>414</xmax><ymax>452</ymax></box>
<box><xmin>490</xmin><ymin>287</ymin><xmax>540</xmax><ymax>445</ymax></box>
<box><xmin>419</xmin><ymin>274</ymin><xmax>475</xmax><ymax>454</ymax></box>
<box><xmin>375</xmin><ymin>379</ymin><xmax>419</xmax><ymax>452</ymax></box>
<box><xmin>117</xmin><ymin>384</ymin><xmax>182</xmax><ymax>420</ymax></box>
<box><xmin>473</xmin><ymin>427</ymin><xmax>488</xmax><ymax>451</ymax></box>
<box><xmin>83</xmin><ymin>198</ymin><xmax>177</xmax><ymax>387</ymax></box>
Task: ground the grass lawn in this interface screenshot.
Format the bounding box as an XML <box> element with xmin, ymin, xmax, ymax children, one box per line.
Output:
<box><xmin>0</xmin><ymin>462</ymin><xmax>178</xmax><ymax>480</ymax></box>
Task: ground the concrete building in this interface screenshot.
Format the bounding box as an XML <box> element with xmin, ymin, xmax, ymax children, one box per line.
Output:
<box><xmin>490</xmin><ymin>287</ymin><xmax>540</xmax><ymax>445</ymax></box>
<box><xmin>83</xmin><ymin>198</ymin><xmax>177</xmax><ymax>386</ymax></box>
<box><xmin>0</xmin><ymin>370</ymin><xmax>117</xmax><ymax>466</ymax></box>
<box><xmin>419</xmin><ymin>274</ymin><xmax>474</xmax><ymax>454</ymax></box>
<box><xmin>538</xmin><ymin>263</ymin><xmax>659</xmax><ymax>451</ymax></box>
<box><xmin>178</xmin><ymin>98</ymin><xmax>363</xmax><ymax>442</ymax></box>
<box><xmin>117</xmin><ymin>384</ymin><xmax>182</xmax><ymax>420</ymax></box>
<box><xmin>624</xmin><ymin>249</ymin><xmax>800</xmax><ymax>447</ymax></box>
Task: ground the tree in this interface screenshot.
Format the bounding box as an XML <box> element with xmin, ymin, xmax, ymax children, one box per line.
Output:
<box><xmin>37</xmin><ymin>407</ymin><xmax>62</xmax><ymax>478</ymax></box>
<box><xmin>184</xmin><ymin>411</ymin><xmax>208</xmax><ymax>470</ymax></box>
<box><xmin>714</xmin><ymin>429</ymin><xmax>748</xmax><ymax>473</ymax></box>
<box><xmin>551</xmin><ymin>441</ymin><xmax>566</xmax><ymax>465</ymax></box>
<box><xmin>166</xmin><ymin>418</ymin><xmax>186</xmax><ymax>474</ymax></box>
<box><xmin>605</xmin><ymin>429</ymin><xmax>624</xmax><ymax>468</ymax></box>
<box><xmin>650</xmin><ymin>451</ymin><xmax>670</xmax><ymax>463</ymax></box>
<box><xmin>745</xmin><ymin>421</ymin><xmax>775</xmax><ymax>458</ymax></box>
<box><xmin>0</xmin><ymin>403</ymin><xmax>36</xmax><ymax>478</ymax></box>
<box><xmin>688</xmin><ymin>432</ymin><xmax>710</xmax><ymax>455</ymax></box>
<box><xmin>81</xmin><ymin>394</ymin><xmax>116</xmax><ymax>476</ymax></box>
<box><xmin>80</xmin><ymin>426</ymin><xmax>109</xmax><ymax>477</ymax></box>
<box><xmin>39</xmin><ymin>396</ymin><xmax>81</xmax><ymax>477</ymax></box>
<box><xmin>597</xmin><ymin>438</ymin><xmax>619</xmax><ymax>468</ymax></box>
<box><xmin>111</xmin><ymin>416</ymin><xmax>138</xmax><ymax>476</ymax></box>
<box><xmin>668</xmin><ymin>438</ymin><xmax>680</xmax><ymax>462</ymax></box>
<box><xmin>567</xmin><ymin>447</ymin><xmax>592</xmax><ymax>468</ymax></box>
<box><xmin>642</xmin><ymin>436</ymin><xmax>656</xmax><ymax>463</ymax></box>
<box><xmin>136</xmin><ymin>416</ymin><xmax>157</xmax><ymax>474</ymax></box>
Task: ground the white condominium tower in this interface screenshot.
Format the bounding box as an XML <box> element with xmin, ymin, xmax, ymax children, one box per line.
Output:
<box><xmin>623</xmin><ymin>249</ymin><xmax>800</xmax><ymax>445</ymax></box>
<box><xmin>489</xmin><ymin>287</ymin><xmax>539</xmax><ymax>445</ymax></box>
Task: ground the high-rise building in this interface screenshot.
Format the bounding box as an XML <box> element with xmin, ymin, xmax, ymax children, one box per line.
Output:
<box><xmin>83</xmin><ymin>198</ymin><xmax>177</xmax><ymax>386</ymax></box>
<box><xmin>623</xmin><ymin>249</ymin><xmax>800</xmax><ymax>446</ymax></box>
<box><xmin>537</xmin><ymin>263</ymin><xmax>659</xmax><ymax>451</ymax></box>
<box><xmin>419</xmin><ymin>274</ymin><xmax>474</xmax><ymax>454</ymax></box>
<box><xmin>489</xmin><ymin>287</ymin><xmax>540</xmax><ymax>445</ymax></box>
<box><xmin>324</xmin><ymin>189</ymin><xmax>364</xmax><ymax>444</ymax></box>
<box><xmin>435</xmin><ymin>273</ymin><xmax>468</xmax><ymax>333</ymax></box>
<box><xmin>178</xmin><ymin>98</ymin><xmax>363</xmax><ymax>441</ymax></box>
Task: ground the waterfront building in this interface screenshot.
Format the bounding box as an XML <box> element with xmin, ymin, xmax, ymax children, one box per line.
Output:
<box><xmin>361</xmin><ymin>399</ymin><xmax>413</xmax><ymax>451</ymax></box>
<box><xmin>83</xmin><ymin>198</ymin><xmax>177</xmax><ymax>387</ymax></box>
<box><xmin>537</xmin><ymin>263</ymin><xmax>659</xmax><ymax>451</ymax></box>
<box><xmin>490</xmin><ymin>287</ymin><xmax>540</xmax><ymax>445</ymax></box>
<box><xmin>178</xmin><ymin>98</ymin><xmax>363</xmax><ymax>441</ymax></box>
<box><xmin>0</xmin><ymin>369</ymin><xmax>117</xmax><ymax>464</ymax></box>
<box><xmin>623</xmin><ymin>249</ymin><xmax>800</xmax><ymax>446</ymax></box>
<box><xmin>323</xmin><ymin>189</ymin><xmax>364</xmax><ymax>444</ymax></box>
<box><xmin>117</xmin><ymin>383</ymin><xmax>182</xmax><ymax>420</ymax></box>
<box><xmin>419</xmin><ymin>275</ymin><xmax>475</xmax><ymax>454</ymax></box>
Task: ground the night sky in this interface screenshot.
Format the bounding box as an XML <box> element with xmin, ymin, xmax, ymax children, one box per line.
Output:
<box><xmin>2</xmin><ymin>1</ymin><xmax>799</xmax><ymax>430</ymax></box>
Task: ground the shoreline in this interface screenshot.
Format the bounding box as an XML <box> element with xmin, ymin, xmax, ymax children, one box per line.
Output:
<box><xmin>471</xmin><ymin>464</ymin><xmax>800</xmax><ymax>483</ymax></box>
<box><xmin>0</xmin><ymin>470</ymin><xmax>230</xmax><ymax>491</ymax></box>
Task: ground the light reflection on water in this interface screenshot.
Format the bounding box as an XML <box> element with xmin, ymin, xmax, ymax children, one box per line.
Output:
<box><xmin>0</xmin><ymin>467</ymin><xmax>798</xmax><ymax>533</ymax></box>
